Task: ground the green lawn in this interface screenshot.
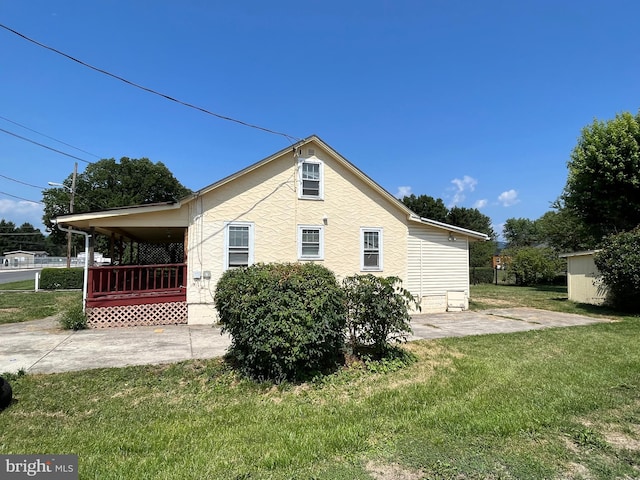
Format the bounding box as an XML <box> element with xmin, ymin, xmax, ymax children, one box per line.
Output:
<box><xmin>1</xmin><ymin>285</ymin><xmax>639</xmax><ymax>479</ymax></box>
<box><xmin>0</xmin><ymin>287</ymin><xmax>81</xmax><ymax>325</ymax></box>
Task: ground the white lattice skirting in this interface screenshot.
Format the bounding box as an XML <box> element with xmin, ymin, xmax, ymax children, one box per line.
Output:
<box><xmin>87</xmin><ymin>301</ymin><xmax>188</xmax><ymax>328</ymax></box>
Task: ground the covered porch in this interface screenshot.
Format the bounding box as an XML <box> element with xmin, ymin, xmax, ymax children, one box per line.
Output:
<box><xmin>55</xmin><ymin>203</ymin><xmax>190</xmax><ymax>328</ymax></box>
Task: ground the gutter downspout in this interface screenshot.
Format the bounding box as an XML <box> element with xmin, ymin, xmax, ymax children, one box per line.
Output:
<box><xmin>53</xmin><ymin>220</ymin><xmax>91</xmax><ymax>313</ymax></box>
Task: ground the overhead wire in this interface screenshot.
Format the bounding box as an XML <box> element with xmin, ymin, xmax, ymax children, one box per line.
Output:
<box><xmin>0</xmin><ymin>190</ymin><xmax>43</xmax><ymax>205</ymax></box>
<box><xmin>0</xmin><ymin>173</ymin><xmax>47</xmax><ymax>190</ymax></box>
<box><xmin>0</xmin><ymin>114</ymin><xmax>102</xmax><ymax>159</ymax></box>
<box><xmin>0</xmin><ymin>23</ymin><xmax>301</xmax><ymax>144</ymax></box>
<box><xmin>0</xmin><ymin>127</ymin><xmax>92</xmax><ymax>164</ymax></box>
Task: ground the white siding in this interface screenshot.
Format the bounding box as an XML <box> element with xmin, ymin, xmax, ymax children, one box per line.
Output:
<box><xmin>407</xmin><ymin>226</ymin><xmax>470</xmax><ymax>312</ymax></box>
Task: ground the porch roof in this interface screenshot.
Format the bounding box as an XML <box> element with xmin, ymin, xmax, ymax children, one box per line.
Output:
<box><xmin>55</xmin><ymin>202</ymin><xmax>188</xmax><ymax>244</ymax></box>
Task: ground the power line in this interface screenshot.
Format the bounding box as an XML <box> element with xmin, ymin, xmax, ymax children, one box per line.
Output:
<box><xmin>0</xmin><ymin>114</ymin><xmax>102</xmax><ymax>159</ymax></box>
<box><xmin>0</xmin><ymin>127</ymin><xmax>92</xmax><ymax>164</ymax></box>
<box><xmin>0</xmin><ymin>190</ymin><xmax>43</xmax><ymax>205</ymax></box>
<box><xmin>0</xmin><ymin>23</ymin><xmax>301</xmax><ymax>144</ymax></box>
<box><xmin>0</xmin><ymin>173</ymin><xmax>47</xmax><ymax>190</ymax></box>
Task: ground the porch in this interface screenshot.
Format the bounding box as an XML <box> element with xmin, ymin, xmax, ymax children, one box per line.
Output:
<box><xmin>86</xmin><ymin>264</ymin><xmax>188</xmax><ymax>328</ymax></box>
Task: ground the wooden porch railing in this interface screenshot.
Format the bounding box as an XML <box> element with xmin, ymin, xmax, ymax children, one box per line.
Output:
<box><xmin>87</xmin><ymin>264</ymin><xmax>186</xmax><ymax>307</ymax></box>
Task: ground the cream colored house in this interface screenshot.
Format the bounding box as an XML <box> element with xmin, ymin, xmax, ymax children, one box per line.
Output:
<box><xmin>55</xmin><ymin>135</ymin><xmax>489</xmax><ymax>327</ymax></box>
<box><xmin>560</xmin><ymin>250</ymin><xmax>607</xmax><ymax>305</ymax></box>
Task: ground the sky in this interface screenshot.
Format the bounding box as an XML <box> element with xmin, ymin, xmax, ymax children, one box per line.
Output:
<box><xmin>2</xmin><ymin>1</ymin><xmax>640</xmax><ymax>239</ymax></box>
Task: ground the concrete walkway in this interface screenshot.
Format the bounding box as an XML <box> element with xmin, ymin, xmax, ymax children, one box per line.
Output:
<box><xmin>0</xmin><ymin>308</ymin><xmax>610</xmax><ymax>375</ymax></box>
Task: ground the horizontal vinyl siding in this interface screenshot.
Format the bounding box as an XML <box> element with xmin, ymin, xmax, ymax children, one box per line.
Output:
<box><xmin>407</xmin><ymin>226</ymin><xmax>469</xmax><ymax>297</ymax></box>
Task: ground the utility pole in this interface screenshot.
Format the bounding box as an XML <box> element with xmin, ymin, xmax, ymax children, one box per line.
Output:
<box><xmin>66</xmin><ymin>162</ymin><xmax>77</xmax><ymax>268</ymax></box>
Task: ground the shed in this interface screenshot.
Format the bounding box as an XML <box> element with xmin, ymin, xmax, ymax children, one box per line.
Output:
<box><xmin>560</xmin><ymin>250</ymin><xmax>607</xmax><ymax>305</ymax></box>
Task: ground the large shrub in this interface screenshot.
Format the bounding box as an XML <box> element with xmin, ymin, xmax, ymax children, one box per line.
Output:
<box><xmin>39</xmin><ymin>268</ymin><xmax>83</xmax><ymax>289</ymax></box>
<box><xmin>470</xmin><ymin>267</ymin><xmax>495</xmax><ymax>284</ymax></box>
<box><xmin>594</xmin><ymin>228</ymin><xmax>640</xmax><ymax>311</ymax></box>
<box><xmin>214</xmin><ymin>263</ymin><xmax>346</xmax><ymax>382</ymax></box>
<box><xmin>343</xmin><ymin>274</ymin><xmax>418</xmax><ymax>356</ymax></box>
<box><xmin>503</xmin><ymin>247</ymin><xmax>564</xmax><ymax>286</ymax></box>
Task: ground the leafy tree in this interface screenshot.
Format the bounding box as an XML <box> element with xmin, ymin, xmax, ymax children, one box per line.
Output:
<box><xmin>563</xmin><ymin>111</ymin><xmax>640</xmax><ymax>240</ymax></box>
<box><xmin>0</xmin><ymin>220</ymin><xmax>49</xmax><ymax>253</ymax></box>
<box><xmin>535</xmin><ymin>205</ymin><xmax>597</xmax><ymax>252</ymax></box>
<box><xmin>594</xmin><ymin>228</ymin><xmax>640</xmax><ymax>311</ymax></box>
<box><xmin>503</xmin><ymin>218</ymin><xmax>538</xmax><ymax>248</ymax></box>
<box><xmin>401</xmin><ymin>194</ymin><xmax>448</xmax><ymax>222</ymax></box>
<box><xmin>42</xmin><ymin>157</ymin><xmax>191</xmax><ymax>250</ymax></box>
<box><xmin>503</xmin><ymin>246</ymin><xmax>563</xmax><ymax>286</ymax></box>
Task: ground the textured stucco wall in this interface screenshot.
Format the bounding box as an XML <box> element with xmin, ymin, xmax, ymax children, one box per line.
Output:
<box><xmin>186</xmin><ymin>141</ymin><xmax>409</xmax><ymax>324</ymax></box>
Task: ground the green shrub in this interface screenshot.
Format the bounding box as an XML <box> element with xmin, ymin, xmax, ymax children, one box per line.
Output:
<box><xmin>214</xmin><ymin>263</ymin><xmax>346</xmax><ymax>383</ymax></box>
<box><xmin>594</xmin><ymin>228</ymin><xmax>640</xmax><ymax>311</ymax></box>
<box><xmin>502</xmin><ymin>247</ymin><xmax>564</xmax><ymax>286</ymax></box>
<box><xmin>40</xmin><ymin>268</ymin><xmax>83</xmax><ymax>289</ymax></box>
<box><xmin>470</xmin><ymin>267</ymin><xmax>495</xmax><ymax>284</ymax></box>
<box><xmin>59</xmin><ymin>300</ymin><xmax>87</xmax><ymax>330</ymax></box>
<box><xmin>343</xmin><ymin>274</ymin><xmax>419</xmax><ymax>357</ymax></box>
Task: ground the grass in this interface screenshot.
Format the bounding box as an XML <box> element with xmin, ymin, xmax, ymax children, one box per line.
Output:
<box><xmin>0</xmin><ymin>286</ymin><xmax>81</xmax><ymax>325</ymax></box>
<box><xmin>1</xmin><ymin>286</ymin><xmax>639</xmax><ymax>478</ymax></box>
<box><xmin>470</xmin><ymin>283</ymin><xmax>618</xmax><ymax>318</ymax></box>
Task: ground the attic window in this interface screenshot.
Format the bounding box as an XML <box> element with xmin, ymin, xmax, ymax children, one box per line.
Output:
<box><xmin>298</xmin><ymin>159</ymin><xmax>323</xmax><ymax>200</ymax></box>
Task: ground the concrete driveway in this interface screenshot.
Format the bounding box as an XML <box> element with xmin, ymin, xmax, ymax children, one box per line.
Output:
<box><xmin>0</xmin><ymin>308</ymin><xmax>610</xmax><ymax>375</ymax></box>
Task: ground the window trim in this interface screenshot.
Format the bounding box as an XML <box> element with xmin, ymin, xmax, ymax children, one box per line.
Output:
<box><xmin>223</xmin><ymin>222</ymin><xmax>254</xmax><ymax>270</ymax></box>
<box><xmin>360</xmin><ymin>227</ymin><xmax>383</xmax><ymax>271</ymax></box>
<box><xmin>297</xmin><ymin>225</ymin><xmax>324</xmax><ymax>260</ymax></box>
<box><xmin>298</xmin><ymin>158</ymin><xmax>324</xmax><ymax>200</ymax></box>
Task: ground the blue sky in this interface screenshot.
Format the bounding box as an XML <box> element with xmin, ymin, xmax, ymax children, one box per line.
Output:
<box><xmin>1</xmin><ymin>1</ymin><xmax>639</xmax><ymax>238</ymax></box>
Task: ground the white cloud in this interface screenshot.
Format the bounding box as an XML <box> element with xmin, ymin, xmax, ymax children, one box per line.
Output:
<box><xmin>498</xmin><ymin>189</ymin><xmax>519</xmax><ymax>207</ymax></box>
<box><xmin>449</xmin><ymin>175</ymin><xmax>478</xmax><ymax>206</ymax></box>
<box><xmin>395</xmin><ymin>185</ymin><xmax>412</xmax><ymax>199</ymax></box>
<box><xmin>473</xmin><ymin>199</ymin><xmax>488</xmax><ymax>209</ymax></box>
<box><xmin>0</xmin><ymin>199</ymin><xmax>45</xmax><ymax>229</ymax></box>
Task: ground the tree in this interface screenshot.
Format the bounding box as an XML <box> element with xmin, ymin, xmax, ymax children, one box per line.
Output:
<box><xmin>594</xmin><ymin>228</ymin><xmax>640</xmax><ymax>311</ymax></box>
<box><xmin>535</xmin><ymin>205</ymin><xmax>597</xmax><ymax>252</ymax></box>
<box><xmin>503</xmin><ymin>218</ymin><xmax>538</xmax><ymax>248</ymax></box>
<box><xmin>0</xmin><ymin>220</ymin><xmax>49</xmax><ymax>253</ymax></box>
<box><xmin>42</xmin><ymin>157</ymin><xmax>191</xmax><ymax>250</ymax></box>
<box><xmin>401</xmin><ymin>194</ymin><xmax>448</xmax><ymax>222</ymax></box>
<box><xmin>563</xmin><ymin>111</ymin><xmax>640</xmax><ymax>240</ymax></box>
<box><xmin>503</xmin><ymin>246</ymin><xmax>563</xmax><ymax>286</ymax></box>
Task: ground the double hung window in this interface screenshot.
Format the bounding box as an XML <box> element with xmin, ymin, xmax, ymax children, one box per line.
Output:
<box><xmin>298</xmin><ymin>226</ymin><xmax>324</xmax><ymax>260</ymax></box>
<box><xmin>361</xmin><ymin>228</ymin><xmax>383</xmax><ymax>271</ymax></box>
<box><xmin>225</xmin><ymin>223</ymin><xmax>254</xmax><ymax>269</ymax></box>
<box><xmin>298</xmin><ymin>159</ymin><xmax>323</xmax><ymax>199</ymax></box>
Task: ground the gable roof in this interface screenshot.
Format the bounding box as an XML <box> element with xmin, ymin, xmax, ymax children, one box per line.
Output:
<box><xmin>55</xmin><ymin>135</ymin><xmax>489</xmax><ymax>242</ymax></box>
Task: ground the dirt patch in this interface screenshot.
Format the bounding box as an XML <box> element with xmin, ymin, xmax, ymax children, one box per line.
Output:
<box><xmin>0</xmin><ymin>308</ymin><xmax>19</xmax><ymax>313</ymax></box>
<box><xmin>561</xmin><ymin>462</ymin><xmax>593</xmax><ymax>479</ymax></box>
<box><xmin>366</xmin><ymin>460</ymin><xmax>423</xmax><ymax>480</ymax></box>
<box><xmin>470</xmin><ymin>297</ymin><xmax>515</xmax><ymax>307</ymax></box>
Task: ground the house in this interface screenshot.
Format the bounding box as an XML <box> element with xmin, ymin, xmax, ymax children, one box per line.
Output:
<box><xmin>54</xmin><ymin>135</ymin><xmax>489</xmax><ymax>328</ymax></box>
<box><xmin>2</xmin><ymin>250</ymin><xmax>48</xmax><ymax>268</ymax></box>
<box><xmin>559</xmin><ymin>250</ymin><xmax>607</xmax><ymax>305</ymax></box>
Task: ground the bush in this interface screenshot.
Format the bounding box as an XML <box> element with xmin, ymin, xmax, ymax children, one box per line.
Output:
<box><xmin>471</xmin><ymin>267</ymin><xmax>495</xmax><ymax>284</ymax></box>
<box><xmin>40</xmin><ymin>268</ymin><xmax>83</xmax><ymax>289</ymax></box>
<box><xmin>59</xmin><ymin>300</ymin><xmax>87</xmax><ymax>330</ymax></box>
<box><xmin>503</xmin><ymin>247</ymin><xmax>564</xmax><ymax>286</ymax></box>
<box><xmin>594</xmin><ymin>228</ymin><xmax>640</xmax><ymax>311</ymax></box>
<box><xmin>214</xmin><ymin>263</ymin><xmax>346</xmax><ymax>383</ymax></box>
<box><xmin>343</xmin><ymin>274</ymin><xmax>418</xmax><ymax>357</ymax></box>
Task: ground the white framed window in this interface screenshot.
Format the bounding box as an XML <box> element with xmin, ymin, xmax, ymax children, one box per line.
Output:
<box><xmin>298</xmin><ymin>225</ymin><xmax>324</xmax><ymax>260</ymax></box>
<box><xmin>224</xmin><ymin>222</ymin><xmax>254</xmax><ymax>269</ymax></box>
<box><xmin>361</xmin><ymin>228</ymin><xmax>383</xmax><ymax>271</ymax></box>
<box><xmin>298</xmin><ymin>158</ymin><xmax>324</xmax><ymax>200</ymax></box>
